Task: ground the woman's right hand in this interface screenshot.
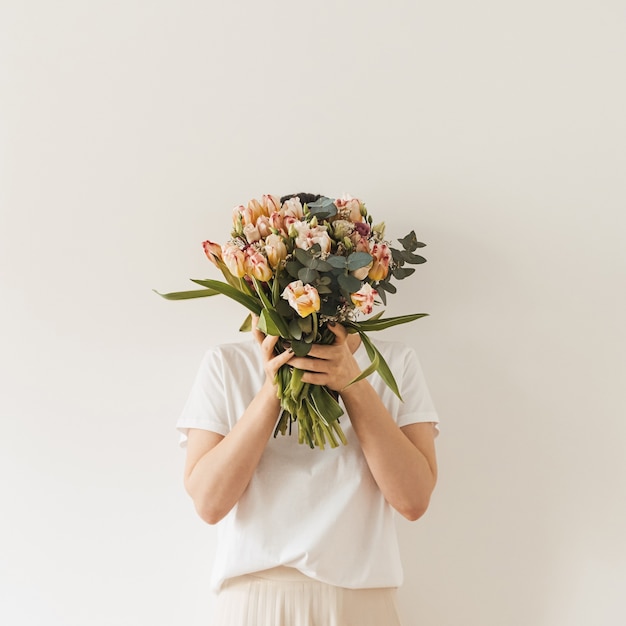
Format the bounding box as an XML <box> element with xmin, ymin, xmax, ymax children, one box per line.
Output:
<box><xmin>251</xmin><ymin>315</ymin><xmax>294</xmax><ymax>387</ymax></box>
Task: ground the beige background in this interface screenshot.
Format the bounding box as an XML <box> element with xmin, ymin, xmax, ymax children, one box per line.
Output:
<box><xmin>1</xmin><ymin>1</ymin><xmax>625</xmax><ymax>625</ymax></box>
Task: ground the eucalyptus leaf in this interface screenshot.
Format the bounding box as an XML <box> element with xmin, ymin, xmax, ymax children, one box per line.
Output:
<box><xmin>391</xmin><ymin>267</ymin><xmax>416</xmax><ymax>280</ymax></box>
<box><xmin>398</xmin><ymin>230</ymin><xmax>419</xmax><ymax>252</ymax></box>
<box><xmin>377</xmin><ymin>281</ymin><xmax>397</xmax><ymax>294</ymax></box>
<box><xmin>298</xmin><ymin>267</ymin><xmax>320</xmax><ymax>284</ymax></box>
<box><xmin>294</xmin><ymin>248</ymin><xmax>314</xmax><ymax>267</ymax></box>
<box><xmin>346</xmin><ymin>251</ymin><xmax>373</xmax><ymax>271</ymax></box>
<box><xmin>338</xmin><ymin>273</ymin><xmax>362</xmax><ymax>293</ymax></box>
<box><xmin>326</xmin><ymin>255</ymin><xmax>347</xmax><ymax>269</ymax></box>
<box><xmin>286</xmin><ymin>261</ymin><xmax>302</xmax><ymax>278</ymax></box>
<box><xmin>307</xmin><ymin>196</ymin><xmax>335</xmax><ymax>210</ymax></box>
<box><xmin>310</xmin><ymin>258</ymin><xmax>333</xmax><ymax>272</ymax></box>
<box><xmin>400</xmin><ymin>250</ymin><xmax>427</xmax><ymax>264</ymax></box>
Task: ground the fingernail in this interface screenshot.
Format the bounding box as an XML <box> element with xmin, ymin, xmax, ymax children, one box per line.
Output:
<box><xmin>329</xmin><ymin>321</ymin><xmax>336</xmax><ymax>327</ymax></box>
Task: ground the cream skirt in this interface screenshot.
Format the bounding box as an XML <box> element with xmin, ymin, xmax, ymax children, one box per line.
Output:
<box><xmin>211</xmin><ymin>566</ymin><xmax>403</xmax><ymax>626</ymax></box>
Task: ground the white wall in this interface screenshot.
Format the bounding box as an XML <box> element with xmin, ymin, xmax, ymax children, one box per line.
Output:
<box><xmin>1</xmin><ymin>1</ymin><xmax>625</xmax><ymax>625</ymax></box>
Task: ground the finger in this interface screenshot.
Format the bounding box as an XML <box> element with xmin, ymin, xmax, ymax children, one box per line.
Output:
<box><xmin>251</xmin><ymin>314</ymin><xmax>264</xmax><ymax>345</ymax></box>
<box><xmin>326</xmin><ymin>321</ymin><xmax>348</xmax><ymax>344</ymax></box>
<box><xmin>261</xmin><ymin>333</ymin><xmax>279</xmax><ymax>356</ymax></box>
<box><xmin>269</xmin><ymin>346</ymin><xmax>294</xmax><ymax>369</ymax></box>
<box><xmin>288</xmin><ymin>356</ymin><xmax>327</xmax><ymax>372</ymax></box>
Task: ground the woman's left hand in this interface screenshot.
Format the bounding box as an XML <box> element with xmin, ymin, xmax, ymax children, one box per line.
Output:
<box><xmin>287</xmin><ymin>323</ymin><xmax>362</xmax><ymax>392</ymax></box>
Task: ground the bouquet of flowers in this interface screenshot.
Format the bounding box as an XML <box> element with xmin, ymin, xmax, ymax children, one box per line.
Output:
<box><xmin>157</xmin><ymin>193</ymin><xmax>428</xmax><ymax>449</ymax></box>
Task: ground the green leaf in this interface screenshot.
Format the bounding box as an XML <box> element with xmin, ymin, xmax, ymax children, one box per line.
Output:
<box><xmin>289</xmin><ymin>318</ymin><xmax>303</xmax><ymax>339</ymax></box>
<box><xmin>297</xmin><ymin>316</ymin><xmax>313</xmax><ymax>333</ymax></box>
<box><xmin>398</xmin><ymin>230</ymin><xmax>419</xmax><ymax>252</ymax></box>
<box><xmin>298</xmin><ymin>267</ymin><xmax>319</xmax><ymax>284</ymax></box>
<box><xmin>359</xmin><ymin>332</ymin><xmax>403</xmax><ymax>400</ymax></box>
<box><xmin>257</xmin><ymin>309</ymin><xmax>283</xmax><ymax>336</ymax></box>
<box><xmin>326</xmin><ymin>255</ymin><xmax>347</xmax><ymax>269</ymax></box>
<box><xmin>338</xmin><ymin>273</ymin><xmax>362</xmax><ymax>293</ymax></box>
<box><xmin>400</xmin><ymin>250</ymin><xmax>427</xmax><ymax>264</ymax></box>
<box><xmin>294</xmin><ymin>248</ymin><xmax>314</xmax><ymax>267</ymax></box>
<box><xmin>348</xmin><ymin>313</ymin><xmax>428</xmax><ymax>332</ymax></box>
<box><xmin>239</xmin><ymin>314</ymin><xmax>252</xmax><ymax>332</ymax></box>
<box><xmin>377</xmin><ymin>281</ymin><xmax>397</xmax><ymax>294</ymax></box>
<box><xmin>252</xmin><ymin>277</ymin><xmax>273</xmax><ymax>310</ymax></box>
<box><xmin>310</xmin><ymin>258</ymin><xmax>333</xmax><ymax>272</ymax></box>
<box><xmin>309</xmin><ymin>385</ymin><xmax>344</xmax><ymax>424</ymax></box>
<box><xmin>346</xmin><ymin>251</ymin><xmax>373</xmax><ymax>271</ymax></box>
<box><xmin>391</xmin><ymin>266</ymin><xmax>416</xmax><ymax>280</ymax></box>
<box><xmin>307</xmin><ymin>196</ymin><xmax>335</xmax><ymax>211</ymax></box>
<box><xmin>307</xmin><ymin>197</ymin><xmax>338</xmax><ymax>220</ymax></box>
<box><xmin>191</xmin><ymin>279</ymin><xmax>261</xmax><ymax>314</ymax></box>
<box><xmin>286</xmin><ymin>261</ymin><xmax>302</xmax><ymax>278</ymax></box>
<box><xmin>291</xmin><ymin>340</ymin><xmax>312</xmax><ymax>357</ymax></box>
<box><xmin>153</xmin><ymin>288</ymin><xmax>220</xmax><ymax>300</ymax></box>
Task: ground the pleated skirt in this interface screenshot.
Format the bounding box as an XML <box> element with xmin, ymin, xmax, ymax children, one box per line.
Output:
<box><xmin>211</xmin><ymin>566</ymin><xmax>403</xmax><ymax>626</ymax></box>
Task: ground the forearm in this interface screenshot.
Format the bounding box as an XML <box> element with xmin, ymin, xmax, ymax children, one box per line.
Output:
<box><xmin>185</xmin><ymin>381</ymin><xmax>280</xmax><ymax>524</ymax></box>
<box><xmin>341</xmin><ymin>380</ymin><xmax>437</xmax><ymax>520</ymax></box>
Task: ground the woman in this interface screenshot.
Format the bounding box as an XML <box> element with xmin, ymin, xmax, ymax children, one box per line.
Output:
<box><xmin>177</xmin><ymin>196</ymin><xmax>439</xmax><ymax>626</ymax></box>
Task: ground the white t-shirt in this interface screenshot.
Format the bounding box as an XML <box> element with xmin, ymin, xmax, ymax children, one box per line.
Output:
<box><xmin>177</xmin><ymin>338</ymin><xmax>439</xmax><ymax>591</ymax></box>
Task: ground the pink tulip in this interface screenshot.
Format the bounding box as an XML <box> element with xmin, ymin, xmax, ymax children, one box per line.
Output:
<box><xmin>261</xmin><ymin>194</ymin><xmax>282</xmax><ymax>214</ymax></box>
<box><xmin>351</xmin><ymin>283</ymin><xmax>378</xmax><ymax>315</ymax></box>
<box><xmin>256</xmin><ymin>215</ymin><xmax>273</xmax><ymax>239</ymax></box>
<box><xmin>202</xmin><ymin>240</ymin><xmax>222</xmax><ymax>267</ymax></box>
<box><xmin>282</xmin><ymin>280</ymin><xmax>321</xmax><ymax>318</ymax></box>
<box><xmin>368</xmin><ymin>242</ymin><xmax>391</xmax><ymax>281</ymax></box>
<box><xmin>244</xmin><ymin>247</ymin><xmax>273</xmax><ymax>282</ymax></box>
<box><xmin>222</xmin><ymin>242</ymin><xmax>246</xmax><ymax>278</ymax></box>
<box><xmin>335</xmin><ymin>194</ymin><xmax>363</xmax><ymax>223</ymax></box>
<box><xmin>264</xmin><ymin>233</ymin><xmax>288</xmax><ymax>269</ymax></box>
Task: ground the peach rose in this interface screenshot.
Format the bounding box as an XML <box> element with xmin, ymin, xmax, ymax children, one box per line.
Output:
<box><xmin>350</xmin><ymin>283</ymin><xmax>378</xmax><ymax>315</ymax></box>
<box><xmin>282</xmin><ymin>280</ymin><xmax>321</xmax><ymax>318</ymax></box>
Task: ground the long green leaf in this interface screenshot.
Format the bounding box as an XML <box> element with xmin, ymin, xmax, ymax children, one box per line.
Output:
<box><xmin>346</xmin><ymin>331</ymin><xmax>404</xmax><ymax>400</ymax></box>
<box><xmin>359</xmin><ymin>332</ymin><xmax>403</xmax><ymax>400</ymax></box>
<box><xmin>345</xmin><ymin>339</ymin><xmax>380</xmax><ymax>387</ymax></box>
<box><xmin>191</xmin><ymin>279</ymin><xmax>261</xmax><ymax>314</ymax></box>
<box><xmin>350</xmin><ymin>313</ymin><xmax>428</xmax><ymax>332</ymax></box>
<box><xmin>153</xmin><ymin>288</ymin><xmax>220</xmax><ymax>300</ymax></box>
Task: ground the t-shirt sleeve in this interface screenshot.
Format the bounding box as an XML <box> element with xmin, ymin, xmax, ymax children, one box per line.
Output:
<box><xmin>176</xmin><ymin>348</ymin><xmax>231</xmax><ymax>448</ymax></box>
<box><xmin>395</xmin><ymin>346</ymin><xmax>440</xmax><ymax>432</ymax></box>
